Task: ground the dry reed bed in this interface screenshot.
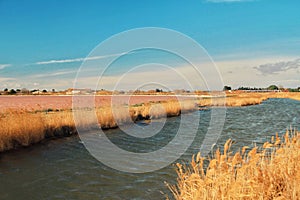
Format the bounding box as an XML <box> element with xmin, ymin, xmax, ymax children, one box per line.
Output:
<box><xmin>0</xmin><ymin>100</ymin><xmax>197</xmax><ymax>152</ymax></box>
<box><xmin>168</xmin><ymin>130</ymin><xmax>300</xmax><ymax>200</ymax></box>
<box><xmin>198</xmin><ymin>92</ymin><xmax>274</xmax><ymax>107</ymax></box>
<box><xmin>198</xmin><ymin>96</ymin><xmax>268</xmax><ymax>107</ymax></box>
<box><xmin>271</xmin><ymin>92</ymin><xmax>300</xmax><ymax>101</ymax></box>
<box><xmin>199</xmin><ymin>92</ymin><xmax>300</xmax><ymax>107</ymax></box>
<box><xmin>1</xmin><ymin>92</ymin><xmax>299</xmax><ymax>152</ymax></box>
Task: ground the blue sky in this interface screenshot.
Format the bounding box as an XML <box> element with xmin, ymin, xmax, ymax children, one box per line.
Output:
<box><xmin>0</xmin><ymin>0</ymin><xmax>300</xmax><ymax>90</ymax></box>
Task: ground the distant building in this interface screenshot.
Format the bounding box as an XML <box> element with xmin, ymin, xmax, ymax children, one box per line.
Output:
<box><xmin>32</xmin><ymin>90</ymin><xmax>41</xmax><ymax>95</ymax></box>
<box><xmin>66</xmin><ymin>88</ymin><xmax>94</xmax><ymax>95</ymax></box>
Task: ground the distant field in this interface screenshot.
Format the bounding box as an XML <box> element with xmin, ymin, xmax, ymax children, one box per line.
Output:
<box><xmin>0</xmin><ymin>95</ymin><xmax>181</xmax><ymax>112</ymax></box>
<box><xmin>1</xmin><ymin>92</ymin><xmax>300</xmax><ymax>112</ymax></box>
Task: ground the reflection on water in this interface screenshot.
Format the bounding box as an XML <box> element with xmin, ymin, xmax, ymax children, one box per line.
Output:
<box><xmin>0</xmin><ymin>99</ymin><xmax>299</xmax><ymax>199</ymax></box>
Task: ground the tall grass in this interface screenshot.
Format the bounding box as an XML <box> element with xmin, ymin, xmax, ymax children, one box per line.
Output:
<box><xmin>1</xmin><ymin>92</ymin><xmax>299</xmax><ymax>152</ymax></box>
<box><xmin>198</xmin><ymin>93</ymin><xmax>270</xmax><ymax>107</ymax></box>
<box><xmin>0</xmin><ymin>110</ymin><xmax>45</xmax><ymax>151</ymax></box>
<box><xmin>168</xmin><ymin>129</ymin><xmax>300</xmax><ymax>200</ymax></box>
<box><xmin>0</xmin><ymin>110</ymin><xmax>75</xmax><ymax>151</ymax></box>
<box><xmin>272</xmin><ymin>92</ymin><xmax>300</xmax><ymax>101</ymax></box>
<box><xmin>0</xmin><ymin>100</ymin><xmax>197</xmax><ymax>152</ymax></box>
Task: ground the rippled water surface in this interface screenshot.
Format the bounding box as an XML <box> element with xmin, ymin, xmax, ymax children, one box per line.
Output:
<box><xmin>0</xmin><ymin>99</ymin><xmax>299</xmax><ymax>199</ymax></box>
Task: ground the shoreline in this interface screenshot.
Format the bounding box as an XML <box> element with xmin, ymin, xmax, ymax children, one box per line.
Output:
<box><xmin>1</xmin><ymin>92</ymin><xmax>300</xmax><ymax>153</ymax></box>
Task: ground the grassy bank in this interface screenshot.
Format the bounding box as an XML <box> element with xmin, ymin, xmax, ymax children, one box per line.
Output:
<box><xmin>200</xmin><ymin>92</ymin><xmax>300</xmax><ymax>107</ymax></box>
<box><xmin>199</xmin><ymin>92</ymin><xmax>269</xmax><ymax>107</ymax></box>
<box><xmin>1</xmin><ymin>92</ymin><xmax>299</xmax><ymax>152</ymax></box>
<box><xmin>0</xmin><ymin>100</ymin><xmax>197</xmax><ymax>152</ymax></box>
<box><xmin>168</xmin><ymin>129</ymin><xmax>300</xmax><ymax>199</ymax></box>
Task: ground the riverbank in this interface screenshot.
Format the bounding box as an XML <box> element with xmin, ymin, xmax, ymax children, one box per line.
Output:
<box><xmin>0</xmin><ymin>99</ymin><xmax>197</xmax><ymax>152</ymax></box>
<box><xmin>169</xmin><ymin>129</ymin><xmax>300</xmax><ymax>199</ymax></box>
<box><xmin>0</xmin><ymin>92</ymin><xmax>300</xmax><ymax>152</ymax></box>
<box><xmin>199</xmin><ymin>91</ymin><xmax>300</xmax><ymax>107</ymax></box>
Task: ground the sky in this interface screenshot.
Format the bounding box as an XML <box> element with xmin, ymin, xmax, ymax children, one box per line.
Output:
<box><xmin>0</xmin><ymin>0</ymin><xmax>300</xmax><ymax>90</ymax></box>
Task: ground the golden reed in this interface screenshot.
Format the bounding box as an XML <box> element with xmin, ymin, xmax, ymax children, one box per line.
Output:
<box><xmin>1</xmin><ymin>92</ymin><xmax>299</xmax><ymax>152</ymax></box>
<box><xmin>0</xmin><ymin>100</ymin><xmax>197</xmax><ymax>152</ymax></box>
<box><xmin>168</xmin><ymin>129</ymin><xmax>300</xmax><ymax>200</ymax></box>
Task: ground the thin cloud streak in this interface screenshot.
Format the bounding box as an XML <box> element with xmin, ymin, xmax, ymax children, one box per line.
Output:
<box><xmin>35</xmin><ymin>52</ymin><xmax>130</xmax><ymax>65</ymax></box>
<box><xmin>0</xmin><ymin>64</ymin><xmax>11</xmax><ymax>70</ymax></box>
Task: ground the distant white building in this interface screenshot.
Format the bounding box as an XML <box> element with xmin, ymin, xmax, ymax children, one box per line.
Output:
<box><xmin>32</xmin><ymin>90</ymin><xmax>40</xmax><ymax>95</ymax></box>
<box><xmin>66</xmin><ymin>88</ymin><xmax>93</xmax><ymax>95</ymax></box>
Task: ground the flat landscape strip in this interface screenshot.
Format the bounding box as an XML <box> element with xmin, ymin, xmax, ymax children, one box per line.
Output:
<box><xmin>0</xmin><ymin>92</ymin><xmax>299</xmax><ymax>153</ymax></box>
<box><xmin>1</xmin><ymin>92</ymin><xmax>299</xmax><ymax>112</ymax></box>
<box><xmin>0</xmin><ymin>95</ymin><xmax>179</xmax><ymax>112</ymax></box>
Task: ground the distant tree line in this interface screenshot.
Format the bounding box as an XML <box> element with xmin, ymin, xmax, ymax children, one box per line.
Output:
<box><xmin>224</xmin><ymin>85</ymin><xmax>300</xmax><ymax>92</ymax></box>
<box><xmin>1</xmin><ymin>88</ymin><xmax>54</xmax><ymax>95</ymax></box>
<box><xmin>288</xmin><ymin>87</ymin><xmax>300</xmax><ymax>92</ymax></box>
<box><xmin>237</xmin><ymin>86</ymin><xmax>264</xmax><ymax>90</ymax></box>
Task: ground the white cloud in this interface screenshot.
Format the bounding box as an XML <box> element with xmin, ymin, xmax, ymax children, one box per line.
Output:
<box><xmin>254</xmin><ymin>58</ymin><xmax>300</xmax><ymax>75</ymax></box>
<box><xmin>36</xmin><ymin>58</ymin><xmax>84</xmax><ymax>65</ymax></box>
<box><xmin>216</xmin><ymin>56</ymin><xmax>300</xmax><ymax>88</ymax></box>
<box><xmin>0</xmin><ymin>64</ymin><xmax>11</xmax><ymax>70</ymax></box>
<box><xmin>35</xmin><ymin>52</ymin><xmax>129</xmax><ymax>65</ymax></box>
